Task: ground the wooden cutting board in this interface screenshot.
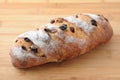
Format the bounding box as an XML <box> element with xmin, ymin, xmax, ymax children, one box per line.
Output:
<box><xmin>0</xmin><ymin>3</ymin><xmax>120</xmax><ymax>80</ymax></box>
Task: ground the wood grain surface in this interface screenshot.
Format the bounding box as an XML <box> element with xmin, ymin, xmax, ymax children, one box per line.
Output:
<box><xmin>0</xmin><ymin>3</ymin><xmax>120</xmax><ymax>80</ymax></box>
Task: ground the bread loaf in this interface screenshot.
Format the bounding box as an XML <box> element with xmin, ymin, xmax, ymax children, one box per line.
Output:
<box><xmin>10</xmin><ymin>13</ymin><xmax>113</xmax><ymax>68</ymax></box>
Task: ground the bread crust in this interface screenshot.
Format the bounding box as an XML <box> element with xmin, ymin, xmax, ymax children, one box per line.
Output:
<box><xmin>9</xmin><ymin>13</ymin><xmax>113</xmax><ymax>68</ymax></box>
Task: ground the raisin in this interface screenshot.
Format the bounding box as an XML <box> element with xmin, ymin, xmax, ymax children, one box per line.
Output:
<box><xmin>70</xmin><ymin>27</ymin><xmax>75</xmax><ymax>33</ymax></box>
<box><xmin>41</xmin><ymin>54</ymin><xmax>46</xmax><ymax>57</ymax></box>
<box><xmin>91</xmin><ymin>19</ymin><xmax>97</xmax><ymax>26</ymax></box>
<box><xmin>75</xmin><ymin>15</ymin><xmax>78</xmax><ymax>18</ymax></box>
<box><xmin>31</xmin><ymin>48</ymin><xmax>38</xmax><ymax>53</ymax></box>
<box><xmin>21</xmin><ymin>46</ymin><xmax>27</xmax><ymax>51</ymax></box>
<box><xmin>59</xmin><ymin>24</ymin><xmax>67</xmax><ymax>30</ymax></box>
<box><xmin>50</xmin><ymin>19</ymin><xmax>55</xmax><ymax>24</ymax></box>
<box><xmin>98</xmin><ymin>14</ymin><xmax>100</xmax><ymax>16</ymax></box>
<box><xmin>15</xmin><ymin>40</ymin><xmax>18</xmax><ymax>42</ymax></box>
<box><xmin>24</xmin><ymin>37</ymin><xmax>31</xmax><ymax>42</ymax></box>
<box><xmin>44</xmin><ymin>28</ymin><xmax>51</xmax><ymax>32</ymax></box>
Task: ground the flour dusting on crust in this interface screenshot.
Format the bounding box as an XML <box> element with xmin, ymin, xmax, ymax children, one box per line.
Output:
<box><xmin>17</xmin><ymin>30</ymin><xmax>50</xmax><ymax>48</ymax></box>
<box><xmin>12</xmin><ymin>46</ymin><xmax>36</xmax><ymax>60</ymax></box>
<box><xmin>83</xmin><ymin>13</ymin><xmax>100</xmax><ymax>20</ymax></box>
<box><xmin>13</xmin><ymin>30</ymin><xmax>51</xmax><ymax>60</ymax></box>
<box><xmin>64</xmin><ymin>16</ymin><xmax>95</xmax><ymax>33</ymax></box>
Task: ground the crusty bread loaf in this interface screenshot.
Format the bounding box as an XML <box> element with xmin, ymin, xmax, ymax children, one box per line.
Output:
<box><xmin>10</xmin><ymin>13</ymin><xmax>113</xmax><ymax>68</ymax></box>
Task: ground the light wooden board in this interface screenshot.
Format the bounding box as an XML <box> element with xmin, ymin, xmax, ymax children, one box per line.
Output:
<box><xmin>0</xmin><ymin>3</ymin><xmax>120</xmax><ymax>80</ymax></box>
<box><xmin>0</xmin><ymin>0</ymin><xmax>120</xmax><ymax>4</ymax></box>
